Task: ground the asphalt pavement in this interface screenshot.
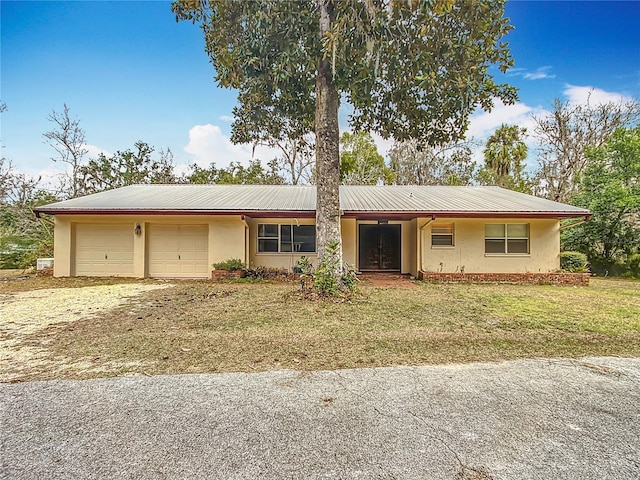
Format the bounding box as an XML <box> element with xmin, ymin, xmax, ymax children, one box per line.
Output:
<box><xmin>2</xmin><ymin>357</ymin><xmax>639</xmax><ymax>479</ymax></box>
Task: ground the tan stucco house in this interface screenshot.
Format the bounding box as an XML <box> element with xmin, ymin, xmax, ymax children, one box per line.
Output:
<box><xmin>34</xmin><ymin>184</ymin><xmax>590</xmax><ymax>279</ymax></box>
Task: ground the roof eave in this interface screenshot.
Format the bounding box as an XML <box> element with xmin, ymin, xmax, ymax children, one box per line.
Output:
<box><xmin>35</xmin><ymin>208</ymin><xmax>590</xmax><ymax>220</ymax></box>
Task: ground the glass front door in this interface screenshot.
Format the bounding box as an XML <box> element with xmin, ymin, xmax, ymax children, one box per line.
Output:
<box><xmin>358</xmin><ymin>224</ymin><xmax>401</xmax><ymax>271</ymax></box>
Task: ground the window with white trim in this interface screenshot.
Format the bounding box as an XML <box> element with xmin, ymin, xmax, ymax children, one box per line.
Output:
<box><xmin>485</xmin><ymin>224</ymin><xmax>529</xmax><ymax>254</ymax></box>
<box><xmin>431</xmin><ymin>224</ymin><xmax>454</xmax><ymax>247</ymax></box>
<box><xmin>257</xmin><ymin>224</ymin><xmax>316</xmax><ymax>253</ymax></box>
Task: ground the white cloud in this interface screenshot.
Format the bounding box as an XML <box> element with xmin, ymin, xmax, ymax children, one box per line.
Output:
<box><xmin>29</xmin><ymin>167</ymin><xmax>66</xmax><ymax>192</ymax></box>
<box><xmin>466</xmin><ymin>99</ymin><xmax>546</xmax><ymax>140</ymax></box>
<box><xmin>83</xmin><ymin>144</ymin><xmax>111</xmax><ymax>159</ymax></box>
<box><xmin>563</xmin><ymin>84</ymin><xmax>634</xmax><ymax>105</ymax></box>
<box><xmin>508</xmin><ymin>66</ymin><xmax>555</xmax><ymax>80</ymax></box>
<box><xmin>466</xmin><ymin>99</ymin><xmax>549</xmax><ymax>168</ymax></box>
<box><xmin>219</xmin><ymin>115</ymin><xmax>234</xmax><ymax>122</ymax></box>
<box><xmin>523</xmin><ymin>66</ymin><xmax>556</xmax><ymax>80</ymax></box>
<box><xmin>183</xmin><ymin>124</ymin><xmax>280</xmax><ymax>169</ymax></box>
<box><xmin>370</xmin><ymin>132</ymin><xmax>395</xmax><ymax>158</ymax></box>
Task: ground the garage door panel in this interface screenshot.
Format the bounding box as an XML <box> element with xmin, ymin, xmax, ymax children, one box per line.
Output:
<box><xmin>148</xmin><ymin>225</ymin><xmax>208</xmax><ymax>278</ymax></box>
<box><xmin>74</xmin><ymin>224</ymin><xmax>134</xmax><ymax>277</ymax></box>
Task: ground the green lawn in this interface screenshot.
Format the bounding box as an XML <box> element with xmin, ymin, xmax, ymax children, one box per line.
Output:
<box><xmin>3</xmin><ymin>277</ymin><xmax>639</xmax><ymax>381</ymax></box>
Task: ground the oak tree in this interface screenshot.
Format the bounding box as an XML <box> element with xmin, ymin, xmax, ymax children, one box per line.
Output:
<box><xmin>173</xmin><ymin>0</ymin><xmax>517</xmax><ymax>287</ymax></box>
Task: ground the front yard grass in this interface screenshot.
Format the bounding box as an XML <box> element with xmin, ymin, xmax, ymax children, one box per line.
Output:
<box><xmin>2</xmin><ymin>277</ymin><xmax>639</xmax><ymax>381</ymax></box>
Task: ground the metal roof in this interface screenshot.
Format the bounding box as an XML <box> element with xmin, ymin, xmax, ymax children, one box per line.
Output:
<box><xmin>35</xmin><ymin>184</ymin><xmax>590</xmax><ymax>219</ymax></box>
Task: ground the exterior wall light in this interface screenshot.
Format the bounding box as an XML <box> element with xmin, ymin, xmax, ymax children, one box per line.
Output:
<box><xmin>134</xmin><ymin>223</ymin><xmax>142</xmax><ymax>236</ymax></box>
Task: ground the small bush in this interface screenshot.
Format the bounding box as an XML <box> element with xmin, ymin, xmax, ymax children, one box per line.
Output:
<box><xmin>560</xmin><ymin>251</ymin><xmax>589</xmax><ymax>273</ymax></box>
<box><xmin>624</xmin><ymin>253</ymin><xmax>640</xmax><ymax>278</ymax></box>
<box><xmin>212</xmin><ymin>258</ymin><xmax>245</xmax><ymax>271</ymax></box>
<box><xmin>313</xmin><ymin>242</ymin><xmax>357</xmax><ymax>297</ymax></box>
<box><xmin>341</xmin><ymin>264</ymin><xmax>358</xmax><ymax>291</ymax></box>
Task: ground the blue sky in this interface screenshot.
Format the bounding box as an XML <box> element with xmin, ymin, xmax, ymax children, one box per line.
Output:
<box><xmin>2</xmin><ymin>0</ymin><xmax>639</xmax><ymax>182</ymax></box>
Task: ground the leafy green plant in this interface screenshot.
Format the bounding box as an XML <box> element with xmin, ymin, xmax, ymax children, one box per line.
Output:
<box><xmin>294</xmin><ymin>256</ymin><xmax>314</xmax><ymax>291</ymax></box>
<box><xmin>293</xmin><ymin>256</ymin><xmax>313</xmax><ymax>275</ymax></box>
<box><xmin>314</xmin><ymin>243</ymin><xmax>341</xmax><ymax>296</ymax></box>
<box><xmin>313</xmin><ymin>243</ymin><xmax>357</xmax><ymax>297</ymax></box>
<box><xmin>623</xmin><ymin>253</ymin><xmax>640</xmax><ymax>278</ymax></box>
<box><xmin>341</xmin><ymin>264</ymin><xmax>359</xmax><ymax>291</ymax></box>
<box><xmin>560</xmin><ymin>251</ymin><xmax>589</xmax><ymax>273</ymax></box>
<box><xmin>212</xmin><ymin>258</ymin><xmax>245</xmax><ymax>271</ymax></box>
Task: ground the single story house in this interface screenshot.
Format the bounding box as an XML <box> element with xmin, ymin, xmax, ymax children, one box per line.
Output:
<box><xmin>34</xmin><ymin>184</ymin><xmax>590</xmax><ymax>279</ymax></box>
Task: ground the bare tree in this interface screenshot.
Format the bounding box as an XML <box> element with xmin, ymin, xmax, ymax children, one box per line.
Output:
<box><xmin>0</xmin><ymin>157</ymin><xmax>13</xmax><ymax>203</ymax></box>
<box><xmin>389</xmin><ymin>139</ymin><xmax>476</xmax><ymax>186</ymax></box>
<box><xmin>43</xmin><ymin>104</ymin><xmax>88</xmax><ymax>198</ymax></box>
<box><xmin>532</xmin><ymin>95</ymin><xmax>640</xmax><ymax>202</ymax></box>
<box><xmin>259</xmin><ymin>134</ymin><xmax>315</xmax><ymax>185</ymax></box>
<box><xmin>277</xmin><ymin>136</ymin><xmax>315</xmax><ymax>185</ymax></box>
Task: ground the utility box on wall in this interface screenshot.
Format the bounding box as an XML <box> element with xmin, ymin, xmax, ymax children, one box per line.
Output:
<box><xmin>36</xmin><ymin>258</ymin><xmax>54</xmax><ymax>270</ymax></box>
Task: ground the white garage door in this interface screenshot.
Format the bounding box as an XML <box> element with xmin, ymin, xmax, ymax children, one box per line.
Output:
<box><xmin>148</xmin><ymin>225</ymin><xmax>209</xmax><ymax>278</ymax></box>
<box><xmin>75</xmin><ymin>224</ymin><xmax>134</xmax><ymax>277</ymax></box>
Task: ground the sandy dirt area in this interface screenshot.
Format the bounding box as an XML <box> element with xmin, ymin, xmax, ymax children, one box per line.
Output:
<box><xmin>0</xmin><ymin>283</ymin><xmax>171</xmax><ymax>382</ymax></box>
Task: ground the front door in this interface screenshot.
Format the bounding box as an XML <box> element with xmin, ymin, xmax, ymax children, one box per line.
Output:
<box><xmin>358</xmin><ymin>224</ymin><xmax>401</xmax><ymax>271</ymax></box>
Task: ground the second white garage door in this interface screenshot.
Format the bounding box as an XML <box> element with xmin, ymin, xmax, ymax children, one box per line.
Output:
<box><xmin>147</xmin><ymin>225</ymin><xmax>209</xmax><ymax>278</ymax></box>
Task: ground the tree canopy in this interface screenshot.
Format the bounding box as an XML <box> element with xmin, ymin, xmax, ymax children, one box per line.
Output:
<box><xmin>476</xmin><ymin>123</ymin><xmax>530</xmax><ymax>192</ymax></box>
<box><xmin>187</xmin><ymin>159</ymin><xmax>284</xmax><ymax>185</ymax></box>
<box><xmin>43</xmin><ymin>104</ymin><xmax>88</xmax><ymax>199</ymax></box>
<box><xmin>78</xmin><ymin>142</ymin><xmax>176</xmax><ymax>194</ymax></box>
<box><xmin>0</xmin><ymin>158</ymin><xmax>58</xmax><ymax>269</ymax></box>
<box><xmin>563</xmin><ymin>126</ymin><xmax>640</xmax><ymax>276</ymax></box>
<box><xmin>173</xmin><ymin>0</ymin><xmax>516</xmax><ymax>146</ymax></box>
<box><xmin>339</xmin><ymin>132</ymin><xmax>393</xmax><ymax>185</ymax></box>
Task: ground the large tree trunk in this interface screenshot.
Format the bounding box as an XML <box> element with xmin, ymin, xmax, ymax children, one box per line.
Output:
<box><xmin>315</xmin><ymin>0</ymin><xmax>342</xmax><ymax>274</ymax></box>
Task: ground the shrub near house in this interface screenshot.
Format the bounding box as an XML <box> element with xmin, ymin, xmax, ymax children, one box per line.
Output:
<box><xmin>211</xmin><ymin>258</ymin><xmax>245</xmax><ymax>280</ymax></box>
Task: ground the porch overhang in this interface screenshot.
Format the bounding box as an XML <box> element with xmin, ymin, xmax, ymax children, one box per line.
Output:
<box><xmin>341</xmin><ymin>211</ymin><xmax>592</xmax><ymax>221</ymax></box>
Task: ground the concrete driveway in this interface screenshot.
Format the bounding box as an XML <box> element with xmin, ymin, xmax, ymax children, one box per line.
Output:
<box><xmin>2</xmin><ymin>357</ymin><xmax>639</xmax><ymax>480</ymax></box>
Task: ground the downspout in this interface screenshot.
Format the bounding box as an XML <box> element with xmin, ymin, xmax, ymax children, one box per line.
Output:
<box><xmin>241</xmin><ymin>215</ymin><xmax>249</xmax><ymax>267</ymax></box>
<box><xmin>418</xmin><ymin>215</ymin><xmax>436</xmax><ymax>275</ymax></box>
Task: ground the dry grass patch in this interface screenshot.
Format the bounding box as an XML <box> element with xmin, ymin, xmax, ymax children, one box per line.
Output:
<box><xmin>0</xmin><ymin>274</ymin><xmax>156</xmax><ymax>294</ymax></box>
<box><xmin>2</xmin><ymin>277</ymin><xmax>639</xmax><ymax>382</ymax></box>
